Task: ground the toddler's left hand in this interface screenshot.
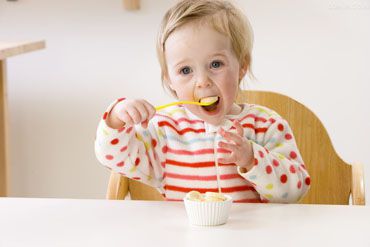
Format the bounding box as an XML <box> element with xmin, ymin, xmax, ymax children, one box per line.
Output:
<box><xmin>218</xmin><ymin>120</ymin><xmax>254</xmax><ymax>171</ymax></box>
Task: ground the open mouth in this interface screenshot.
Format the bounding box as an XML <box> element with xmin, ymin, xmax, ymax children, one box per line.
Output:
<box><xmin>199</xmin><ymin>96</ymin><xmax>220</xmax><ymax>112</ymax></box>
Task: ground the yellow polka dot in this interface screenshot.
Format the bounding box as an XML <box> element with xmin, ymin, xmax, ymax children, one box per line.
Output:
<box><xmin>265</xmin><ymin>183</ymin><xmax>274</xmax><ymax>190</ymax></box>
<box><xmin>277</xmin><ymin>153</ymin><xmax>285</xmax><ymax>160</ymax></box>
<box><xmin>264</xmin><ymin>194</ymin><xmax>273</xmax><ymax>199</ymax></box>
<box><xmin>129</xmin><ymin>166</ymin><xmax>137</xmax><ymax>173</ymax></box>
<box><xmin>275</xmin><ymin>143</ymin><xmax>284</xmax><ymax>148</ymax></box>
<box><xmin>157</xmin><ymin>129</ymin><xmax>164</xmax><ymax>138</ymax></box>
<box><xmin>147</xmin><ymin>175</ymin><xmax>152</xmax><ymax>181</ymax></box>
<box><xmin>136</xmin><ymin>133</ymin><xmax>143</xmax><ymax>142</ymax></box>
<box><xmin>169</xmin><ymin>108</ymin><xmax>186</xmax><ymax>116</ymax></box>
<box><xmin>102</xmin><ymin>128</ymin><xmax>110</xmax><ymax>136</ymax></box>
<box><xmin>255</xmin><ymin>107</ymin><xmax>270</xmax><ymax>115</ymax></box>
<box><xmin>144</xmin><ymin>142</ymin><xmax>151</xmax><ymax>150</ymax></box>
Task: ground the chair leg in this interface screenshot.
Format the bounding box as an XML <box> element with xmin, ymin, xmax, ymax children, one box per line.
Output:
<box><xmin>106</xmin><ymin>172</ymin><xmax>129</xmax><ymax>200</ymax></box>
<box><xmin>351</xmin><ymin>163</ymin><xmax>365</xmax><ymax>205</ymax></box>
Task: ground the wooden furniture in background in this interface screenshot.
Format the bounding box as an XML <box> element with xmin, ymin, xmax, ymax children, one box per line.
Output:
<box><xmin>106</xmin><ymin>90</ymin><xmax>365</xmax><ymax>205</ymax></box>
<box><xmin>0</xmin><ymin>40</ymin><xmax>45</xmax><ymax>196</ymax></box>
<box><xmin>123</xmin><ymin>0</ymin><xmax>140</xmax><ymax>10</ymax></box>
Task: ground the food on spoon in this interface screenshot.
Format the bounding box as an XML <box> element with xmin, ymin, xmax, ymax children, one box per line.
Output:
<box><xmin>199</xmin><ymin>96</ymin><xmax>220</xmax><ymax>111</ymax></box>
<box><xmin>199</xmin><ymin>96</ymin><xmax>219</xmax><ymax>105</ymax></box>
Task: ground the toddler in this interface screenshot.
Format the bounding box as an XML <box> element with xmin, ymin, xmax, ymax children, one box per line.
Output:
<box><xmin>95</xmin><ymin>0</ymin><xmax>310</xmax><ymax>203</ymax></box>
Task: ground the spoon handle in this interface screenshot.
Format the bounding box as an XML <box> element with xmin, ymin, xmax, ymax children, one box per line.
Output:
<box><xmin>155</xmin><ymin>100</ymin><xmax>209</xmax><ymax>110</ymax></box>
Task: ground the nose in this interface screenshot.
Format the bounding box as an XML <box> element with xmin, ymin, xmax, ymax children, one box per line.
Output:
<box><xmin>195</xmin><ymin>71</ymin><xmax>212</xmax><ymax>88</ymax></box>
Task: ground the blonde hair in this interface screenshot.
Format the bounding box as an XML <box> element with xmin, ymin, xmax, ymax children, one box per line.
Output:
<box><xmin>156</xmin><ymin>0</ymin><xmax>254</xmax><ymax>97</ymax></box>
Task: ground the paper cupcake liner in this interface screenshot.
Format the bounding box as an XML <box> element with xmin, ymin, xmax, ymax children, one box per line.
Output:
<box><xmin>184</xmin><ymin>196</ymin><xmax>232</xmax><ymax>226</ymax></box>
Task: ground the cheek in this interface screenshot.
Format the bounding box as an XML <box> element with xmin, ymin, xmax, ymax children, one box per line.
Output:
<box><xmin>171</xmin><ymin>83</ymin><xmax>194</xmax><ymax>99</ymax></box>
<box><xmin>222</xmin><ymin>85</ymin><xmax>238</xmax><ymax>101</ymax></box>
<box><xmin>218</xmin><ymin>71</ymin><xmax>239</xmax><ymax>94</ymax></box>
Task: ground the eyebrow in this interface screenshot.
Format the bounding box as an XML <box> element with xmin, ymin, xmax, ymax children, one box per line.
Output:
<box><xmin>211</xmin><ymin>51</ymin><xmax>228</xmax><ymax>58</ymax></box>
<box><xmin>174</xmin><ymin>59</ymin><xmax>190</xmax><ymax>68</ymax></box>
<box><xmin>172</xmin><ymin>51</ymin><xmax>229</xmax><ymax>67</ymax></box>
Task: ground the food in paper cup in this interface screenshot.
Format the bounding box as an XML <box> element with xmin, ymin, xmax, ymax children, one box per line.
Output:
<box><xmin>184</xmin><ymin>190</ymin><xmax>233</xmax><ymax>226</ymax></box>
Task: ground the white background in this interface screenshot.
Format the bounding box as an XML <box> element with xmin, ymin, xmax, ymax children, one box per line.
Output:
<box><xmin>0</xmin><ymin>0</ymin><xmax>369</xmax><ymax>200</ymax></box>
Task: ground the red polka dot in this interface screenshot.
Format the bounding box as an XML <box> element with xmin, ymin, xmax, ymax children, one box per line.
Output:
<box><xmin>289</xmin><ymin>165</ymin><xmax>296</xmax><ymax>173</ymax></box>
<box><xmin>278</xmin><ymin>124</ymin><xmax>284</xmax><ymax>131</ymax></box>
<box><xmin>254</xmin><ymin>158</ymin><xmax>259</xmax><ymax>166</ymax></box>
<box><xmin>120</xmin><ymin>146</ymin><xmax>128</xmax><ymax>152</ymax></box>
<box><xmin>132</xmin><ymin>177</ymin><xmax>141</xmax><ymax>180</ymax></box>
<box><xmin>290</xmin><ymin>151</ymin><xmax>297</xmax><ymax>159</ymax></box>
<box><xmin>273</xmin><ymin>159</ymin><xmax>280</xmax><ymax>167</ymax></box>
<box><xmin>269</xmin><ymin>118</ymin><xmax>276</xmax><ymax>124</ymax></box>
<box><xmin>151</xmin><ymin>139</ymin><xmax>157</xmax><ymax>148</ymax></box>
<box><xmin>297</xmin><ymin>181</ymin><xmax>302</xmax><ymax>189</ymax></box>
<box><xmin>116</xmin><ymin>161</ymin><xmax>124</xmax><ymax>167</ymax></box>
<box><xmin>103</xmin><ymin>112</ymin><xmax>108</xmax><ymax>120</ymax></box>
<box><xmin>305</xmin><ymin>177</ymin><xmax>311</xmax><ymax>185</ymax></box>
<box><xmin>266</xmin><ymin>165</ymin><xmax>272</xmax><ymax>174</ymax></box>
<box><xmin>162</xmin><ymin>146</ymin><xmax>168</xmax><ymax>153</ymax></box>
<box><xmin>110</xmin><ymin>138</ymin><xmax>119</xmax><ymax>145</ymax></box>
<box><xmin>285</xmin><ymin>133</ymin><xmax>292</xmax><ymax>140</ymax></box>
<box><xmin>105</xmin><ymin>155</ymin><xmax>114</xmax><ymax>160</ymax></box>
<box><xmin>117</xmin><ymin>97</ymin><xmax>126</xmax><ymax>102</ymax></box>
<box><xmin>135</xmin><ymin>158</ymin><xmax>140</xmax><ymax>166</ymax></box>
<box><xmin>117</xmin><ymin>127</ymin><xmax>126</xmax><ymax>133</ymax></box>
<box><xmin>264</xmin><ymin>147</ymin><xmax>270</xmax><ymax>154</ymax></box>
<box><xmin>301</xmin><ymin>164</ymin><xmax>306</xmax><ymax>170</ymax></box>
<box><xmin>280</xmin><ymin>174</ymin><xmax>288</xmax><ymax>183</ymax></box>
<box><xmin>126</xmin><ymin>127</ymin><xmax>133</xmax><ymax>133</ymax></box>
<box><xmin>258</xmin><ymin>150</ymin><xmax>264</xmax><ymax>158</ymax></box>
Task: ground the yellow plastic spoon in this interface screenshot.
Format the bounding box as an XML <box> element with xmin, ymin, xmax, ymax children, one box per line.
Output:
<box><xmin>155</xmin><ymin>98</ymin><xmax>218</xmax><ymax>111</ymax></box>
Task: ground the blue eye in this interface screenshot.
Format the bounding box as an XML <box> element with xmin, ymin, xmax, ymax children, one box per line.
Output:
<box><xmin>180</xmin><ymin>66</ymin><xmax>192</xmax><ymax>75</ymax></box>
<box><xmin>211</xmin><ymin>61</ymin><xmax>222</xmax><ymax>69</ymax></box>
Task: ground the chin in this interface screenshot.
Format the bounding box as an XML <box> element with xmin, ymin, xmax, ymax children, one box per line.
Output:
<box><xmin>198</xmin><ymin>103</ymin><xmax>226</xmax><ymax>126</ymax></box>
<box><xmin>187</xmin><ymin>97</ymin><xmax>232</xmax><ymax>125</ymax></box>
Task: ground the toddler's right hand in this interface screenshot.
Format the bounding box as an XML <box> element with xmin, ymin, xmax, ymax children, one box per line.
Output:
<box><xmin>107</xmin><ymin>99</ymin><xmax>156</xmax><ymax>129</ymax></box>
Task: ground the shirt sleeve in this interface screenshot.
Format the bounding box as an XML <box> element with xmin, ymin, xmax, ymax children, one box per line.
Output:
<box><xmin>238</xmin><ymin>115</ymin><xmax>311</xmax><ymax>203</ymax></box>
<box><xmin>94</xmin><ymin>99</ymin><xmax>167</xmax><ymax>189</ymax></box>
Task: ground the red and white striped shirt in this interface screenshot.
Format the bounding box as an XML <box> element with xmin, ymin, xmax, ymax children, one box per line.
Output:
<box><xmin>95</xmin><ymin>100</ymin><xmax>310</xmax><ymax>203</ymax></box>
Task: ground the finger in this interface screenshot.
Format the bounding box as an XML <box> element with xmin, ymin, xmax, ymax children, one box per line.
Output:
<box><xmin>219</xmin><ymin>128</ymin><xmax>243</xmax><ymax>145</ymax></box>
<box><xmin>233</xmin><ymin>120</ymin><xmax>244</xmax><ymax>136</ymax></box>
<box><xmin>142</xmin><ymin>100</ymin><xmax>156</xmax><ymax>120</ymax></box>
<box><xmin>218</xmin><ymin>154</ymin><xmax>237</xmax><ymax>164</ymax></box>
<box><xmin>119</xmin><ymin>111</ymin><xmax>134</xmax><ymax>126</ymax></box>
<box><xmin>126</xmin><ymin>107</ymin><xmax>142</xmax><ymax>124</ymax></box>
<box><xmin>134</xmin><ymin>102</ymin><xmax>149</xmax><ymax>122</ymax></box>
<box><xmin>218</xmin><ymin>141</ymin><xmax>239</xmax><ymax>153</ymax></box>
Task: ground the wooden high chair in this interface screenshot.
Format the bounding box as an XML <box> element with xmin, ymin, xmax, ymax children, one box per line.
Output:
<box><xmin>106</xmin><ymin>90</ymin><xmax>366</xmax><ymax>205</ymax></box>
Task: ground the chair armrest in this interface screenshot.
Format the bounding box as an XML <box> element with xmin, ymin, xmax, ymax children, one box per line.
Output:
<box><xmin>351</xmin><ymin>163</ymin><xmax>366</xmax><ymax>205</ymax></box>
<box><xmin>106</xmin><ymin>171</ymin><xmax>129</xmax><ymax>200</ymax></box>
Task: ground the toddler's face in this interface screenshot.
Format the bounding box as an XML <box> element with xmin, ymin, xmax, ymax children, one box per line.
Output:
<box><xmin>164</xmin><ymin>23</ymin><xmax>243</xmax><ymax>125</ymax></box>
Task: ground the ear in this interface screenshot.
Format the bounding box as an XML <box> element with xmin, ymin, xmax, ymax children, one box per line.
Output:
<box><xmin>163</xmin><ymin>74</ymin><xmax>178</xmax><ymax>98</ymax></box>
<box><xmin>239</xmin><ymin>62</ymin><xmax>249</xmax><ymax>81</ymax></box>
<box><xmin>163</xmin><ymin>74</ymin><xmax>174</xmax><ymax>91</ymax></box>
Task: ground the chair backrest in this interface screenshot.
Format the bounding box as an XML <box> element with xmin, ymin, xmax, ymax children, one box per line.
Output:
<box><xmin>106</xmin><ymin>90</ymin><xmax>365</xmax><ymax>205</ymax></box>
